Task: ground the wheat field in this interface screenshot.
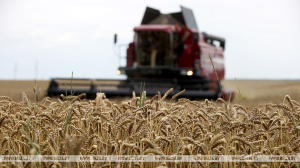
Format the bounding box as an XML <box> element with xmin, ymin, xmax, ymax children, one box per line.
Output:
<box><xmin>1</xmin><ymin>80</ymin><xmax>300</xmax><ymax>107</ymax></box>
<box><xmin>1</xmin><ymin>83</ymin><xmax>300</xmax><ymax>167</ymax></box>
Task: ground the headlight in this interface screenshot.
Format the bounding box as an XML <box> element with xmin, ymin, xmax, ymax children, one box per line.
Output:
<box><xmin>180</xmin><ymin>70</ymin><xmax>193</xmax><ymax>76</ymax></box>
<box><xmin>117</xmin><ymin>70</ymin><xmax>121</xmax><ymax>75</ymax></box>
<box><xmin>187</xmin><ymin>70</ymin><xmax>193</xmax><ymax>76</ymax></box>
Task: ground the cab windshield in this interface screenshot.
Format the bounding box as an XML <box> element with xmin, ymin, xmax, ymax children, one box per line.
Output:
<box><xmin>135</xmin><ymin>31</ymin><xmax>172</xmax><ymax>67</ymax></box>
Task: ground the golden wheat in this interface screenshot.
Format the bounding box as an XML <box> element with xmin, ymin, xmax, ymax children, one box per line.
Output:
<box><xmin>0</xmin><ymin>90</ymin><xmax>299</xmax><ymax>167</ymax></box>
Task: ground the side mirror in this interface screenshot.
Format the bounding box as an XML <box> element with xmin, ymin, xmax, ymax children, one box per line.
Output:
<box><xmin>220</xmin><ymin>41</ymin><xmax>225</xmax><ymax>51</ymax></box>
<box><xmin>192</xmin><ymin>32</ymin><xmax>199</xmax><ymax>43</ymax></box>
<box><xmin>114</xmin><ymin>34</ymin><xmax>117</xmax><ymax>44</ymax></box>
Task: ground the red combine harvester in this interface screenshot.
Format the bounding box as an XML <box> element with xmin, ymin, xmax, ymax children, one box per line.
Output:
<box><xmin>48</xmin><ymin>6</ymin><xmax>234</xmax><ymax>100</ymax></box>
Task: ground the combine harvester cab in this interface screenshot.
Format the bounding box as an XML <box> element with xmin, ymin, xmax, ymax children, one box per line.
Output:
<box><xmin>48</xmin><ymin>6</ymin><xmax>234</xmax><ymax>101</ymax></box>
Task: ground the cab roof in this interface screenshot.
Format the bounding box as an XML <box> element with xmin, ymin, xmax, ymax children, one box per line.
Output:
<box><xmin>134</xmin><ymin>25</ymin><xmax>176</xmax><ymax>33</ymax></box>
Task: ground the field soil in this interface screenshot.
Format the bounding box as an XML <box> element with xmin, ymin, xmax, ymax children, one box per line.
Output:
<box><xmin>0</xmin><ymin>80</ymin><xmax>299</xmax><ymax>108</ymax></box>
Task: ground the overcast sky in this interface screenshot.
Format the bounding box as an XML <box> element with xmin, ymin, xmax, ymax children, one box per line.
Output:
<box><xmin>0</xmin><ymin>0</ymin><xmax>299</xmax><ymax>80</ymax></box>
